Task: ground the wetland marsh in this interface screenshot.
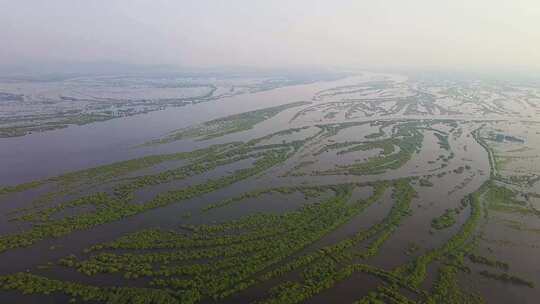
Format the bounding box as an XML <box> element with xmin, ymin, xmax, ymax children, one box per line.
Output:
<box><xmin>0</xmin><ymin>71</ymin><xmax>539</xmax><ymax>304</ymax></box>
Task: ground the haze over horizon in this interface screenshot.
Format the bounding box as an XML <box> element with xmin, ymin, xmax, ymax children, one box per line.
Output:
<box><xmin>1</xmin><ymin>0</ymin><xmax>539</xmax><ymax>72</ymax></box>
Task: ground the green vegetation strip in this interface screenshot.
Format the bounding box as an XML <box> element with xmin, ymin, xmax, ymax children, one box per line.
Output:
<box><xmin>0</xmin><ymin>136</ymin><xmax>302</xmax><ymax>252</ymax></box>
<box><xmin>146</xmin><ymin>101</ymin><xmax>310</xmax><ymax>145</ymax></box>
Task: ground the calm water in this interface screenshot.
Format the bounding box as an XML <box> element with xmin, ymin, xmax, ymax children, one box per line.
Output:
<box><xmin>1</xmin><ymin>73</ymin><xmax>536</xmax><ymax>303</ymax></box>
<box><xmin>0</xmin><ymin>76</ymin><xmax>365</xmax><ymax>186</ymax></box>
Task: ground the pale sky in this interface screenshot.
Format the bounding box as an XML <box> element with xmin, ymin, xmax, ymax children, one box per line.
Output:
<box><xmin>1</xmin><ymin>0</ymin><xmax>539</xmax><ymax>71</ymax></box>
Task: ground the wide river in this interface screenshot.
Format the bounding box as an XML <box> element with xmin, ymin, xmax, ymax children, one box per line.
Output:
<box><xmin>0</xmin><ymin>76</ymin><xmax>370</xmax><ymax>186</ymax></box>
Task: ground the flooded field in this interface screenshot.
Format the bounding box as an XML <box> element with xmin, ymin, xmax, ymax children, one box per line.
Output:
<box><xmin>0</xmin><ymin>71</ymin><xmax>539</xmax><ymax>303</ymax></box>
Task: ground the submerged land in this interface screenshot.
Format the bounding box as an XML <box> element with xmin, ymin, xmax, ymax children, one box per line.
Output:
<box><xmin>0</xmin><ymin>70</ymin><xmax>539</xmax><ymax>303</ymax></box>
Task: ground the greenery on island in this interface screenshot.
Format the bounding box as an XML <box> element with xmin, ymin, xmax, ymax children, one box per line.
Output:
<box><xmin>0</xmin><ymin>116</ymin><xmax>538</xmax><ymax>303</ymax></box>
<box><xmin>315</xmin><ymin>122</ymin><xmax>423</xmax><ymax>176</ymax></box>
<box><xmin>434</xmin><ymin>132</ymin><xmax>451</xmax><ymax>151</ymax></box>
<box><xmin>365</xmin><ymin>127</ymin><xmax>385</xmax><ymax>139</ymax></box>
<box><xmin>0</xmin><ymin>113</ymin><xmax>115</xmax><ymax>138</ymax></box>
<box><xmin>419</xmin><ymin>179</ymin><xmax>433</xmax><ymax>187</ymax></box>
<box><xmin>468</xmin><ymin>254</ymin><xmax>509</xmax><ymax>271</ymax></box>
<box><xmin>48</xmin><ymin>183</ymin><xmax>389</xmax><ymax>302</ymax></box>
<box><xmin>431</xmin><ymin>209</ymin><xmax>458</xmax><ymax>230</ymax></box>
<box><xmin>0</xmin><ymin>180</ymin><xmax>426</xmax><ymax>303</ymax></box>
<box><xmin>0</xmin><ymin>273</ymin><xmax>179</xmax><ymax>304</ymax></box>
<box><xmin>0</xmin><ymin>131</ymin><xmax>307</xmax><ymax>252</ymax></box>
<box><xmin>478</xmin><ymin>270</ymin><xmax>534</xmax><ymax>288</ymax></box>
<box><xmin>146</xmin><ymin>101</ymin><xmax>310</xmax><ymax>145</ymax></box>
<box><xmin>397</xmin><ymin>182</ymin><xmax>486</xmax><ymax>287</ymax></box>
<box><xmin>485</xmin><ymin>182</ymin><xmax>539</xmax><ymax>216</ymax></box>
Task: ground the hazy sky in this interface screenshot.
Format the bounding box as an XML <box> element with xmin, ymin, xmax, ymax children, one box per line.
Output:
<box><xmin>1</xmin><ymin>0</ymin><xmax>539</xmax><ymax>70</ymax></box>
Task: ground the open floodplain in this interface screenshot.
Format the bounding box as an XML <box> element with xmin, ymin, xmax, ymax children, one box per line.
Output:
<box><xmin>0</xmin><ymin>71</ymin><xmax>539</xmax><ymax>303</ymax></box>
